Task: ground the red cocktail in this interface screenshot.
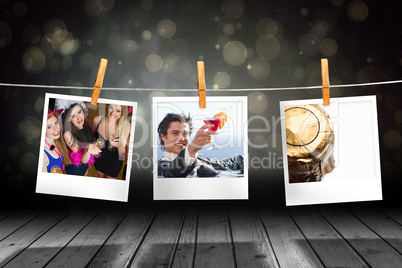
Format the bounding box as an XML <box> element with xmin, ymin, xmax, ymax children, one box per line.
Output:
<box><xmin>203</xmin><ymin>119</ymin><xmax>222</xmax><ymax>131</ymax></box>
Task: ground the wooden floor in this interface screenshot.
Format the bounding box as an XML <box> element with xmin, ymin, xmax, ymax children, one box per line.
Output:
<box><xmin>1</xmin><ymin>205</ymin><xmax>402</xmax><ymax>267</ymax></box>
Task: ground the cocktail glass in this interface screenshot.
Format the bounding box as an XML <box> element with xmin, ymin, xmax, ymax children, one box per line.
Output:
<box><xmin>203</xmin><ymin>117</ymin><xmax>222</xmax><ymax>150</ymax></box>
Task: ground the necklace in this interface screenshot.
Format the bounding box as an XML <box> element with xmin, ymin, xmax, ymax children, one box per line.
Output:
<box><xmin>44</xmin><ymin>141</ymin><xmax>65</xmax><ymax>170</ymax></box>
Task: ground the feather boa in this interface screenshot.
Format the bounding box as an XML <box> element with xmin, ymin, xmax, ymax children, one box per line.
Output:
<box><xmin>69</xmin><ymin>148</ymin><xmax>95</xmax><ymax>167</ymax></box>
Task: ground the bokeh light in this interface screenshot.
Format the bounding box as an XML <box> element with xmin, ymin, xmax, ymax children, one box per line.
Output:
<box><xmin>320</xmin><ymin>38</ymin><xmax>338</xmax><ymax>57</ymax></box>
<box><xmin>223</xmin><ymin>23</ymin><xmax>235</xmax><ymax>36</ymax></box>
<box><xmin>248</xmin><ymin>92</ymin><xmax>268</xmax><ymax>114</ymax></box>
<box><xmin>80</xmin><ymin>51</ymin><xmax>94</xmax><ymax>67</ymax></box>
<box><xmin>141</xmin><ymin>0</ymin><xmax>153</xmax><ymax>11</ymax></box>
<box><xmin>107</xmin><ymin>32</ymin><xmax>121</xmax><ymax>49</ymax></box>
<box><xmin>256</xmin><ymin>35</ymin><xmax>280</xmax><ymax>60</ymax></box>
<box><xmin>222</xmin><ymin>0</ymin><xmax>245</xmax><ymax>19</ymax></box>
<box><xmin>83</xmin><ymin>0</ymin><xmax>115</xmax><ymax>16</ymax></box>
<box><xmin>256</xmin><ymin>18</ymin><xmax>278</xmax><ymax>37</ymax></box>
<box><xmin>12</xmin><ymin>1</ymin><xmax>27</xmax><ymax>17</ymax></box>
<box><xmin>299</xmin><ymin>33</ymin><xmax>320</xmax><ymax>57</ymax></box>
<box><xmin>247</xmin><ymin>57</ymin><xmax>270</xmax><ymax>80</ymax></box>
<box><xmin>331</xmin><ymin>0</ymin><xmax>345</xmax><ymax>6</ymax></box>
<box><xmin>0</xmin><ymin>21</ymin><xmax>12</xmax><ymax>49</ymax></box>
<box><xmin>23</xmin><ymin>47</ymin><xmax>46</xmax><ymax>74</ymax></box>
<box><xmin>223</xmin><ymin>41</ymin><xmax>247</xmax><ymax>66</ymax></box>
<box><xmin>294</xmin><ymin>66</ymin><xmax>307</xmax><ymax>80</ymax></box>
<box><xmin>300</xmin><ymin>8</ymin><xmax>308</xmax><ymax>16</ymax></box>
<box><xmin>145</xmin><ymin>54</ymin><xmax>163</xmax><ymax>72</ymax></box>
<box><xmin>216</xmin><ymin>35</ymin><xmax>230</xmax><ymax>50</ymax></box>
<box><xmin>394</xmin><ymin>110</ymin><xmax>402</xmax><ymax>124</ymax></box>
<box><xmin>162</xmin><ymin>57</ymin><xmax>175</xmax><ymax>74</ymax></box>
<box><xmin>213</xmin><ymin>72</ymin><xmax>231</xmax><ymax>89</ymax></box>
<box><xmin>347</xmin><ymin>0</ymin><xmax>369</xmax><ymax>22</ymax></box>
<box><xmin>383</xmin><ymin>130</ymin><xmax>401</xmax><ymax>149</ymax></box>
<box><xmin>157</xmin><ymin>19</ymin><xmax>176</xmax><ymax>39</ymax></box>
<box><xmin>142</xmin><ymin>30</ymin><xmax>152</xmax><ymax>41</ymax></box>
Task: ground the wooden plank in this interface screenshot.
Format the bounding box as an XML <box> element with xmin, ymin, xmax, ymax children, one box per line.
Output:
<box><xmin>351</xmin><ymin>206</ymin><xmax>402</xmax><ymax>255</ymax></box>
<box><xmin>129</xmin><ymin>210</ymin><xmax>185</xmax><ymax>267</ymax></box>
<box><xmin>194</xmin><ymin>209</ymin><xmax>236</xmax><ymax>268</ymax></box>
<box><xmin>0</xmin><ymin>210</ymin><xmax>42</xmax><ymax>241</ymax></box>
<box><xmin>289</xmin><ymin>206</ymin><xmax>368</xmax><ymax>268</ymax></box>
<box><xmin>87</xmin><ymin>210</ymin><xmax>155</xmax><ymax>267</ymax></box>
<box><xmin>0</xmin><ymin>210</ymin><xmax>67</xmax><ymax>266</ymax></box>
<box><xmin>319</xmin><ymin>206</ymin><xmax>402</xmax><ymax>268</ymax></box>
<box><xmin>380</xmin><ymin>207</ymin><xmax>402</xmax><ymax>226</ymax></box>
<box><xmin>0</xmin><ymin>211</ymin><xmax>15</xmax><ymax>222</ymax></box>
<box><xmin>4</xmin><ymin>210</ymin><xmax>98</xmax><ymax>268</ymax></box>
<box><xmin>171</xmin><ymin>210</ymin><xmax>198</xmax><ymax>268</ymax></box>
<box><xmin>259</xmin><ymin>208</ymin><xmax>324</xmax><ymax>268</ymax></box>
<box><xmin>46</xmin><ymin>209</ymin><xmax>126</xmax><ymax>268</ymax></box>
<box><xmin>229</xmin><ymin>208</ymin><xmax>279</xmax><ymax>268</ymax></box>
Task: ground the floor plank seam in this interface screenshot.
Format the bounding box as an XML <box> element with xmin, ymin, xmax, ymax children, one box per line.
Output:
<box><xmin>347</xmin><ymin>207</ymin><xmax>402</xmax><ymax>257</ymax></box>
<box><xmin>125</xmin><ymin>210</ymin><xmax>159</xmax><ymax>268</ymax></box>
<box><xmin>378</xmin><ymin>207</ymin><xmax>402</xmax><ymax>228</ymax></box>
<box><xmin>315</xmin><ymin>207</ymin><xmax>372</xmax><ymax>268</ymax></box>
<box><xmin>0</xmin><ymin>210</ymin><xmax>44</xmax><ymax>243</ymax></box>
<box><xmin>286</xmin><ymin>207</ymin><xmax>326</xmax><ymax>268</ymax></box>
<box><xmin>191</xmin><ymin>210</ymin><xmax>199</xmax><ymax>268</ymax></box>
<box><xmin>84</xmin><ymin>209</ymin><xmax>130</xmax><ymax>267</ymax></box>
<box><xmin>169</xmin><ymin>210</ymin><xmax>188</xmax><ymax>268</ymax></box>
<box><xmin>42</xmin><ymin>209</ymin><xmax>101</xmax><ymax>267</ymax></box>
<box><xmin>255</xmin><ymin>208</ymin><xmax>282</xmax><ymax>268</ymax></box>
<box><xmin>226</xmin><ymin>208</ymin><xmax>238</xmax><ymax>268</ymax></box>
<box><xmin>2</xmin><ymin>210</ymin><xmax>71</xmax><ymax>268</ymax></box>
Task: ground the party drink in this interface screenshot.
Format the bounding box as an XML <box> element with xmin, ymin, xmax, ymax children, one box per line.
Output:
<box><xmin>96</xmin><ymin>138</ymin><xmax>105</xmax><ymax>150</ymax></box>
<box><xmin>51</xmin><ymin>166</ymin><xmax>62</xmax><ymax>174</ymax></box>
<box><xmin>203</xmin><ymin>118</ymin><xmax>222</xmax><ymax>131</ymax></box>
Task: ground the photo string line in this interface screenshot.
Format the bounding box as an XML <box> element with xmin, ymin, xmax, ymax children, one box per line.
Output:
<box><xmin>0</xmin><ymin>79</ymin><xmax>401</xmax><ymax>91</ymax></box>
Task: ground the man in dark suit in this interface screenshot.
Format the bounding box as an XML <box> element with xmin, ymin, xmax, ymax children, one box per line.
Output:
<box><xmin>157</xmin><ymin>113</ymin><xmax>243</xmax><ymax>178</ymax></box>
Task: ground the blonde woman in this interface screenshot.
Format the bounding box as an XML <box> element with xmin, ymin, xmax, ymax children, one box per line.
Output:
<box><xmin>92</xmin><ymin>104</ymin><xmax>131</xmax><ymax>179</ymax></box>
<box><xmin>43</xmin><ymin>109</ymin><xmax>72</xmax><ymax>173</ymax></box>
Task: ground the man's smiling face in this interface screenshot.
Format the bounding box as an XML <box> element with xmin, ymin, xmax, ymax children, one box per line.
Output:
<box><xmin>161</xmin><ymin>121</ymin><xmax>190</xmax><ymax>154</ymax></box>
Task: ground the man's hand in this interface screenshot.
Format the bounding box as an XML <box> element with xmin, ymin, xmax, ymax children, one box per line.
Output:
<box><xmin>187</xmin><ymin>124</ymin><xmax>215</xmax><ymax>157</ymax></box>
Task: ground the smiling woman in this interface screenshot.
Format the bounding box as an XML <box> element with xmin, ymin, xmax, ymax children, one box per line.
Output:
<box><xmin>54</xmin><ymin>99</ymin><xmax>101</xmax><ymax>176</ymax></box>
<box><xmin>42</xmin><ymin>109</ymin><xmax>72</xmax><ymax>173</ymax></box>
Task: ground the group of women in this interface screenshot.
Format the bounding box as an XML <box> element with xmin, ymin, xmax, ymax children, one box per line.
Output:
<box><xmin>42</xmin><ymin>99</ymin><xmax>131</xmax><ymax>179</ymax></box>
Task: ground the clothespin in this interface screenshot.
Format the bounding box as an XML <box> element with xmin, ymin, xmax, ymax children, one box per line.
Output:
<box><xmin>197</xmin><ymin>61</ymin><xmax>206</xmax><ymax>109</ymax></box>
<box><xmin>91</xmin><ymin>58</ymin><xmax>108</xmax><ymax>105</ymax></box>
<box><xmin>321</xmin><ymin>58</ymin><xmax>330</xmax><ymax>106</ymax></box>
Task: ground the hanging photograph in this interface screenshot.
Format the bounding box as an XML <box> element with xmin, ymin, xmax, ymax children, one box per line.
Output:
<box><xmin>36</xmin><ymin>93</ymin><xmax>137</xmax><ymax>202</ymax></box>
<box><xmin>153</xmin><ymin>96</ymin><xmax>248</xmax><ymax>200</ymax></box>
<box><xmin>280</xmin><ymin>95</ymin><xmax>382</xmax><ymax>206</ymax></box>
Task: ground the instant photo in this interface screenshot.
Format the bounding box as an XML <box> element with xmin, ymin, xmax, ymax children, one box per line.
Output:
<box><xmin>36</xmin><ymin>93</ymin><xmax>137</xmax><ymax>202</ymax></box>
<box><xmin>280</xmin><ymin>96</ymin><xmax>382</xmax><ymax>206</ymax></box>
<box><xmin>153</xmin><ymin>96</ymin><xmax>248</xmax><ymax>200</ymax></box>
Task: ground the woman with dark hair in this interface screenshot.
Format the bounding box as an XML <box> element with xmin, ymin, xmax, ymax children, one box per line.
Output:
<box><xmin>42</xmin><ymin>108</ymin><xmax>72</xmax><ymax>173</ymax></box>
<box><xmin>92</xmin><ymin>104</ymin><xmax>131</xmax><ymax>179</ymax></box>
<box><xmin>54</xmin><ymin>99</ymin><xmax>101</xmax><ymax>176</ymax></box>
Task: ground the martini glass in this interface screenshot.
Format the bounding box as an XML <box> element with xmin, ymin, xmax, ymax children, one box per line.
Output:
<box><xmin>203</xmin><ymin>117</ymin><xmax>222</xmax><ymax>150</ymax></box>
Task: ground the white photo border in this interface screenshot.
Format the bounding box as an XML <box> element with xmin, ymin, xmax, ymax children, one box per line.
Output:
<box><xmin>36</xmin><ymin>93</ymin><xmax>138</xmax><ymax>202</ymax></box>
<box><xmin>152</xmin><ymin>96</ymin><xmax>248</xmax><ymax>200</ymax></box>
<box><xmin>280</xmin><ymin>95</ymin><xmax>382</xmax><ymax>206</ymax></box>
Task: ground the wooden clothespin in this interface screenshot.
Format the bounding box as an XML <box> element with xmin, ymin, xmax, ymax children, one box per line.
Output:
<box><xmin>197</xmin><ymin>61</ymin><xmax>206</xmax><ymax>109</ymax></box>
<box><xmin>91</xmin><ymin>58</ymin><xmax>108</xmax><ymax>105</ymax></box>
<box><xmin>321</xmin><ymin>58</ymin><xmax>330</xmax><ymax>106</ymax></box>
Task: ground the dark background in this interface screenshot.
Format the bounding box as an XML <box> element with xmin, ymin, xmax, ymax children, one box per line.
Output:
<box><xmin>0</xmin><ymin>0</ymin><xmax>401</xmax><ymax>209</ymax></box>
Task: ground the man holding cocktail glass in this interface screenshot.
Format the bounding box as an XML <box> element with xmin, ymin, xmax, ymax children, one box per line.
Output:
<box><xmin>157</xmin><ymin>113</ymin><xmax>243</xmax><ymax>178</ymax></box>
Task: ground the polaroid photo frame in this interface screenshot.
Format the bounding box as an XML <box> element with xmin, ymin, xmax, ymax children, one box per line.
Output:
<box><xmin>280</xmin><ymin>95</ymin><xmax>382</xmax><ymax>206</ymax></box>
<box><xmin>153</xmin><ymin>96</ymin><xmax>248</xmax><ymax>200</ymax></box>
<box><xmin>36</xmin><ymin>93</ymin><xmax>137</xmax><ymax>202</ymax></box>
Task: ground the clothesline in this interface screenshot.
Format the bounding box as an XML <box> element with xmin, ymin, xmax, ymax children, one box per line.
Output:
<box><xmin>0</xmin><ymin>79</ymin><xmax>401</xmax><ymax>92</ymax></box>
